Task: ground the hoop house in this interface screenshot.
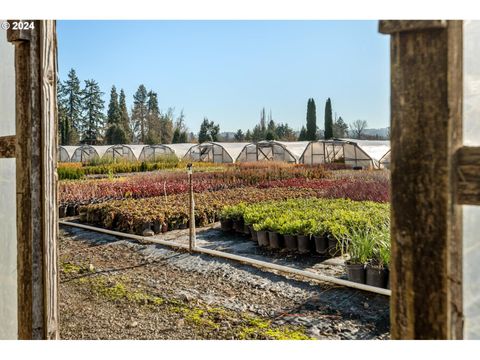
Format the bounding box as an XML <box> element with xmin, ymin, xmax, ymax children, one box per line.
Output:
<box><xmin>160</xmin><ymin>143</ymin><xmax>195</xmax><ymax>160</ymax></box>
<box><xmin>379</xmin><ymin>150</ymin><xmax>391</xmax><ymax>169</ymax></box>
<box><xmin>185</xmin><ymin>142</ymin><xmax>249</xmax><ymax>163</ymax></box>
<box><xmin>57</xmin><ymin>145</ymin><xmax>78</xmax><ymax>162</ymax></box>
<box><xmin>236</xmin><ymin>141</ymin><xmax>309</xmax><ymax>163</ymax></box>
<box><xmin>138</xmin><ymin>145</ymin><xmax>175</xmax><ymax>162</ymax></box>
<box><xmin>103</xmin><ymin>144</ymin><xmax>144</xmax><ymax>162</ymax></box>
<box><xmin>70</xmin><ymin>145</ymin><xmax>110</xmax><ymax>163</ymax></box>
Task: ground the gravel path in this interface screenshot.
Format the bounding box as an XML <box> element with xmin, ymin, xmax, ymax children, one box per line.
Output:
<box><xmin>59</xmin><ymin>224</ymin><xmax>390</xmax><ymax>340</ymax></box>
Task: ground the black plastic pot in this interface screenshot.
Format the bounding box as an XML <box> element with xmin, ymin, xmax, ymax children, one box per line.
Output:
<box><xmin>328</xmin><ymin>237</ymin><xmax>342</xmax><ymax>257</ymax></box>
<box><xmin>233</xmin><ymin>219</ymin><xmax>244</xmax><ymax>233</ymax></box>
<box><xmin>283</xmin><ymin>235</ymin><xmax>297</xmax><ymax>250</ymax></box>
<box><xmin>268</xmin><ymin>231</ymin><xmax>282</xmax><ymax>249</ymax></box>
<box><xmin>66</xmin><ymin>204</ymin><xmax>77</xmax><ymax>217</ymax></box>
<box><xmin>249</xmin><ymin>225</ymin><xmax>258</xmax><ymax>242</ymax></box>
<box><xmin>314</xmin><ymin>235</ymin><xmax>329</xmax><ymax>255</ymax></box>
<box><xmin>366</xmin><ymin>265</ymin><xmax>388</xmax><ymax>288</ymax></box>
<box><xmin>59</xmin><ymin>206</ymin><xmax>66</xmax><ymax>218</ymax></box>
<box><xmin>243</xmin><ymin>224</ymin><xmax>251</xmax><ymax>236</ymax></box>
<box><xmin>297</xmin><ymin>235</ymin><xmax>310</xmax><ymax>254</ymax></box>
<box><xmin>257</xmin><ymin>230</ymin><xmax>269</xmax><ymax>246</ymax></box>
<box><xmin>346</xmin><ymin>263</ymin><xmax>366</xmax><ymax>284</ymax></box>
<box><xmin>221</xmin><ymin>219</ymin><xmax>233</xmax><ymax>232</ymax></box>
<box><xmin>152</xmin><ymin>220</ymin><xmax>161</xmax><ymax>234</ymax></box>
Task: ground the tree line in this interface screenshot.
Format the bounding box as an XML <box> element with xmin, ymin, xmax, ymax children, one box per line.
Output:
<box><xmin>57</xmin><ymin>69</ymin><xmax>189</xmax><ymax>146</ymax></box>
<box><xmin>57</xmin><ymin>68</ymin><xmax>377</xmax><ymax>146</ymax></box>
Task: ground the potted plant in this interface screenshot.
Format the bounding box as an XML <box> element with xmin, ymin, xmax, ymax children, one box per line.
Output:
<box><xmin>342</xmin><ymin>226</ymin><xmax>374</xmax><ymax>284</ymax></box>
<box><xmin>312</xmin><ymin>223</ymin><xmax>329</xmax><ymax>256</ymax></box>
<box><xmin>295</xmin><ymin>220</ymin><xmax>313</xmax><ymax>254</ymax></box>
<box><xmin>279</xmin><ymin>222</ymin><xmax>297</xmax><ymax>251</ymax></box>
<box><xmin>254</xmin><ymin>222</ymin><xmax>269</xmax><ymax>247</ymax></box>
<box><xmin>365</xmin><ymin>230</ymin><xmax>390</xmax><ymax>288</ymax></box>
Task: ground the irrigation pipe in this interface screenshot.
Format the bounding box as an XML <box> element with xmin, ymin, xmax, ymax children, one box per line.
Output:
<box><xmin>59</xmin><ymin>220</ymin><xmax>391</xmax><ymax>297</ymax></box>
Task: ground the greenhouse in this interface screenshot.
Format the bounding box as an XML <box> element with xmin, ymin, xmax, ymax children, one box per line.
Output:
<box><xmin>103</xmin><ymin>144</ymin><xmax>144</xmax><ymax>162</ymax></box>
<box><xmin>138</xmin><ymin>145</ymin><xmax>175</xmax><ymax>162</ymax></box>
<box><xmin>58</xmin><ymin>146</ymin><xmax>78</xmax><ymax>162</ymax></box>
<box><xmin>299</xmin><ymin>139</ymin><xmax>388</xmax><ymax>169</ymax></box>
<box><xmin>70</xmin><ymin>145</ymin><xmax>111</xmax><ymax>163</ymax></box>
<box><xmin>166</xmin><ymin>143</ymin><xmax>196</xmax><ymax>160</ymax></box>
<box><xmin>185</xmin><ymin>142</ymin><xmax>250</xmax><ymax>163</ymax></box>
<box><xmin>236</xmin><ymin>141</ymin><xmax>310</xmax><ymax>163</ymax></box>
<box><xmin>379</xmin><ymin>150</ymin><xmax>391</xmax><ymax>169</ymax></box>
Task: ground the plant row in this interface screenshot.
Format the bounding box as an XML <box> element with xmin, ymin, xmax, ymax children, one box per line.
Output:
<box><xmin>78</xmin><ymin>187</ymin><xmax>321</xmax><ymax>235</ymax></box>
<box><xmin>59</xmin><ymin>165</ymin><xmax>329</xmax><ymax>208</ymax></box>
<box><xmin>220</xmin><ymin>198</ymin><xmax>390</xmax><ymax>288</ymax></box>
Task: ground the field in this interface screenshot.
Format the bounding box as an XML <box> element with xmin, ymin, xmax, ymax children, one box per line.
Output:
<box><xmin>58</xmin><ymin>160</ymin><xmax>391</xmax><ymax>339</ymax></box>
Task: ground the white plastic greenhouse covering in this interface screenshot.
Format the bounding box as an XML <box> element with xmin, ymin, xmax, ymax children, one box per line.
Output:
<box><xmin>379</xmin><ymin>150</ymin><xmax>391</xmax><ymax>169</ymax></box>
<box><xmin>463</xmin><ymin>20</ymin><xmax>480</xmax><ymax>340</ymax></box>
<box><xmin>103</xmin><ymin>144</ymin><xmax>144</xmax><ymax>162</ymax></box>
<box><xmin>70</xmin><ymin>145</ymin><xmax>110</xmax><ymax>163</ymax></box>
<box><xmin>185</xmin><ymin>142</ymin><xmax>250</xmax><ymax>163</ymax></box>
<box><xmin>166</xmin><ymin>143</ymin><xmax>196</xmax><ymax>160</ymax></box>
<box><xmin>342</xmin><ymin>139</ymin><xmax>391</xmax><ymax>168</ymax></box>
<box><xmin>58</xmin><ymin>145</ymin><xmax>78</xmax><ymax>162</ymax></box>
<box><xmin>138</xmin><ymin>145</ymin><xmax>175</xmax><ymax>161</ymax></box>
<box><xmin>236</xmin><ymin>141</ymin><xmax>308</xmax><ymax>163</ymax></box>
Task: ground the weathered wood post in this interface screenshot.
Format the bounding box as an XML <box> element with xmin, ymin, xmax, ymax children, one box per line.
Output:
<box><xmin>6</xmin><ymin>20</ymin><xmax>59</xmax><ymax>340</ymax></box>
<box><xmin>379</xmin><ymin>20</ymin><xmax>463</xmax><ymax>339</ymax></box>
<box><xmin>187</xmin><ymin>163</ymin><xmax>196</xmax><ymax>251</ymax></box>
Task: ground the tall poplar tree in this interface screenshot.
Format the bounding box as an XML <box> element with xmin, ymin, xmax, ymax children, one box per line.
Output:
<box><xmin>306</xmin><ymin>98</ymin><xmax>317</xmax><ymax>140</ymax></box>
<box><xmin>146</xmin><ymin>91</ymin><xmax>162</xmax><ymax>144</ymax></box>
<box><xmin>105</xmin><ymin>86</ymin><xmax>127</xmax><ymax>144</ymax></box>
<box><xmin>324</xmin><ymin>98</ymin><xmax>333</xmax><ymax>139</ymax></box>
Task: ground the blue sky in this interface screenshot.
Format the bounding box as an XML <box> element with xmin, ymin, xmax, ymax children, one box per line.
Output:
<box><xmin>57</xmin><ymin>20</ymin><xmax>390</xmax><ymax>133</ymax></box>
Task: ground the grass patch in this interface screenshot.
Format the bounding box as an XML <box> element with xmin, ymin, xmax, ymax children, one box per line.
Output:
<box><xmin>238</xmin><ymin>317</ymin><xmax>312</xmax><ymax>340</ymax></box>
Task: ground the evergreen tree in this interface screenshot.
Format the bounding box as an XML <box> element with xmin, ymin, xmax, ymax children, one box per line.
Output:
<box><xmin>58</xmin><ymin>69</ymin><xmax>83</xmax><ymax>144</ymax></box>
<box><xmin>333</xmin><ymin>116</ymin><xmax>349</xmax><ymax>138</ymax></box>
<box><xmin>275</xmin><ymin>123</ymin><xmax>296</xmax><ymax>141</ymax></box>
<box><xmin>234</xmin><ymin>129</ymin><xmax>245</xmax><ymax>141</ymax></box>
<box><xmin>172</xmin><ymin>110</ymin><xmax>188</xmax><ymax>143</ymax></box>
<box><xmin>298</xmin><ymin>126</ymin><xmax>307</xmax><ymax>141</ymax></box>
<box><xmin>105</xmin><ymin>86</ymin><xmax>126</xmax><ymax>145</ymax></box>
<box><xmin>80</xmin><ymin>79</ymin><xmax>105</xmax><ymax>145</ymax></box>
<box><xmin>306</xmin><ymin>98</ymin><xmax>318</xmax><ymax>140</ymax></box>
<box><xmin>245</xmin><ymin>129</ymin><xmax>252</xmax><ymax>141</ymax></box>
<box><xmin>260</xmin><ymin>108</ymin><xmax>266</xmax><ymax>133</ymax></box>
<box><xmin>107</xmin><ymin>86</ymin><xmax>121</xmax><ymax>125</ymax></box>
<box><xmin>324</xmin><ymin>98</ymin><xmax>333</xmax><ymax>139</ymax></box>
<box><xmin>198</xmin><ymin>117</ymin><xmax>220</xmax><ymax>143</ymax></box>
<box><xmin>267</xmin><ymin>119</ymin><xmax>276</xmax><ymax>133</ymax></box>
<box><xmin>119</xmin><ymin>89</ymin><xmax>133</xmax><ymax>143</ymax></box>
<box><xmin>131</xmin><ymin>85</ymin><xmax>148</xmax><ymax>143</ymax></box>
<box><xmin>160</xmin><ymin>107</ymin><xmax>175</xmax><ymax>144</ymax></box>
<box><xmin>145</xmin><ymin>91</ymin><xmax>162</xmax><ymax>144</ymax></box>
<box><xmin>265</xmin><ymin>130</ymin><xmax>276</xmax><ymax>140</ymax></box>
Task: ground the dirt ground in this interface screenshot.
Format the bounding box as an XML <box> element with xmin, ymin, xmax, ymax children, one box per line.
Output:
<box><xmin>58</xmin><ymin>224</ymin><xmax>390</xmax><ymax>340</ymax></box>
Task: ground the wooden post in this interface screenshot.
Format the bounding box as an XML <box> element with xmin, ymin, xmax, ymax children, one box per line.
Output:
<box><xmin>187</xmin><ymin>163</ymin><xmax>196</xmax><ymax>251</ymax></box>
<box><xmin>7</xmin><ymin>20</ymin><xmax>59</xmax><ymax>340</ymax></box>
<box><xmin>379</xmin><ymin>20</ymin><xmax>463</xmax><ymax>339</ymax></box>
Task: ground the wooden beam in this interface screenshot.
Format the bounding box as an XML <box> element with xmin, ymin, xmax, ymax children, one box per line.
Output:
<box><xmin>0</xmin><ymin>135</ymin><xmax>16</xmax><ymax>158</ymax></box>
<box><xmin>379</xmin><ymin>20</ymin><xmax>447</xmax><ymax>34</ymax></box>
<box><xmin>456</xmin><ymin>146</ymin><xmax>480</xmax><ymax>205</ymax></box>
<box><xmin>8</xmin><ymin>20</ymin><xmax>59</xmax><ymax>340</ymax></box>
<box><xmin>385</xmin><ymin>20</ymin><xmax>463</xmax><ymax>339</ymax></box>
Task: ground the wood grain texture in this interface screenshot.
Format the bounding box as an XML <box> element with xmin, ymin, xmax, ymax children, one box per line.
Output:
<box><xmin>379</xmin><ymin>20</ymin><xmax>447</xmax><ymax>34</ymax></box>
<box><xmin>40</xmin><ymin>20</ymin><xmax>59</xmax><ymax>340</ymax></box>
<box><xmin>0</xmin><ymin>135</ymin><xmax>16</xmax><ymax>158</ymax></box>
<box><xmin>387</xmin><ymin>20</ymin><xmax>463</xmax><ymax>339</ymax></box>
<box><xmin>9</xmin><ymin>20</ymin><xmax>59</xmax><ymax>340</ymax></box>
<box><xmin>456</xmin><ymin>146</ymin><xmax>480</xmax><ymax>205</ymax></box>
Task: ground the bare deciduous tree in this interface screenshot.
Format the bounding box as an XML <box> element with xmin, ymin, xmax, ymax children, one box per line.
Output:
<box><xmin>350</xmin><ymin>119</ymin><xmax>368</xmax><ymax>139</ymax></box>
